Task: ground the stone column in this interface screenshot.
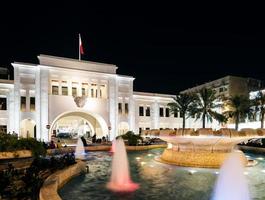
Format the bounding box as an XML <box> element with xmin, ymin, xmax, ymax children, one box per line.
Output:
<box><xmin>128</xmin><ymin>80</ymin><xmax>135</xmax><ymax>132</ymax></box>
<box><xmin>7</xmin><ymin>88</ymin><xmax>15</xmax><ymax>133</ymax></box>
<box><xmin>13</xmin><ymin>66</ymin><xmax>20</xmax><ymax>134</ymax></box>
<box><xmin>58</xmin><ymin>80</ymin><xmax>62</xmax><ymax>95</ymax></box>
<box><xmin>108</xmin><ymin>77</ymin><xmax>118</xmax><ymax>140</ymax></box>
<box><xmin>35</xmin><ymin>67</ymin><xmax>41</xmax><ymax>140</ymax></box>
<box><xmin>151</xmin><ymin>100</ymin><xmax>159</xmax><ymax>129</ymax></box>
<box><xmin>26</xmin><ymin>89</ymin><xmax>30</xmax><ymax>112</ymax></box>
<box><xmin>40</xmin><ymin>68</ymin><xmax>49</xmax><ymax>141</ymax></box>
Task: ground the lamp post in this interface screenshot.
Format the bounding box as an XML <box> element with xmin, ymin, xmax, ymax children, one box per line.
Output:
<box><xmin>108</xmin><ymin>126</ymin><xmax>111</xmax><ymax>141</ymax></box>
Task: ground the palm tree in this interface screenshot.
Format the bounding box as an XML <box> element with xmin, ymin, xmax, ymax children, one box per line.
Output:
<box><xmin>190</xmin><ymin>88</ymin><xmax>226</xmax><ymax>128</ymax></box>
<box><xmin>252</xmin><ymin>91</ymin><xmax>265</xmax><ymax>129</ymax></box>
<box><xmin>223</xmin><ymin>95</ymin><xmax>252</xmax><ymax>130</ymax></box>
<box><xmin>167</xmin><ymin>93</ymin><xmax>196</xmax><ymax>135</ymax></box>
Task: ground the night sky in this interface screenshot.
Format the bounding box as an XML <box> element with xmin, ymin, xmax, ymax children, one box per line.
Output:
<box><xmin>0</xmin><ymin>2</ymin><xmax>265</xmax><ymax>94</ymax></box>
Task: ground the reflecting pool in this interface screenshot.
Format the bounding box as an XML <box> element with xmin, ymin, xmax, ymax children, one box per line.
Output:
<box><xmin>59</xmin><ymin>148</ymin><xmax>265</xmax><ymax>200</ymax></box>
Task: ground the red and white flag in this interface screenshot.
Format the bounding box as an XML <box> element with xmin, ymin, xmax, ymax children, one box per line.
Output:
<box><xmin>79</xmin><ymin>33</ymin><xmax>84</xmax><ymax>55</ymax></box>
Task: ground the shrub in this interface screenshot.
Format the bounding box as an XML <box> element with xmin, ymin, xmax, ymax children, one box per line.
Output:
<box><xmin>117</xmin><ymin>131</ymin><xmax>143</xmax><ymax>146</ymax></box>
<box><xmin>0</xmin><ymin>134</ymin><xmax>46</xmax><ymax>157</ymax></box>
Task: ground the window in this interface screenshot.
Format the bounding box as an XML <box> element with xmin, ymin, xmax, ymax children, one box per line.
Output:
<box><xmin>160</xmin><ymin>107</ymin><xmax>164</xmax><ymax>117</ymax></box>
<box><xmin>146</xmin><ymin>106</ymin><xmax>150</xmax><ymax>116</ymax></box>
<box><xmin>125</xmin><ymin>103</ymin><xmax>129</xmax><ymax>114</ymax></box>
<box><xmin>166</xmin><ymin>108</ymin><xmax>170</xmax><ymax>117</ymax></box>
<box><xmin>139</xmin><ymin>128</ymin><xmax>142</xmax><ymax>134</ymax></box>
<box><xmin>30</xmin><ymin>97</ymin><xmax>35</xmax><ymax>111</ymax></box>
<box><xmin>219</xmin><ymin>87</ymin><xmax>224</xmax><ymax>92</ymax></box>
<box><xmin>52</xmin><ymin>85</ymin><xmax>59</xmax><ymax>95</ymax></box>
<box><xmin>174</xmin><ymin>112</ymin><xmax>178</xmax><ymax>118</ymax></box>
<box><xmin>118</xmin><ymin>103</ymin><xmax>122</xmax><ymax>114</ymax></box>
<box><xmin>0</xmin><ymin>98</ymin><xmax>7</xmax><ymax>110</ymax></box>
<box><xmin>82</xmin><ymin>88</ymin><xmax>86</xmax><ymax>96</ymax></box>
<box><xmin>62</xmin><ymin>86</ymin><xmax>68</xmax><ymax>95</ymax></box>
<box><xmin>99</xmin><ymin>89</ymin><xmax>102</xmax><ymax>98</ymax></box>
<box><xmin>0</xmin><ymin>125</ymin><xmax>7</xmax><ymax>134</ymax></box>
<box><xmin>180</xmin><ymin>112</ymin><xmax>184</xmax><ymax>118</ymax></box>
<box><xmin>72</xmin><ymin>87</ymin><xmax>77</xmax><ymax>96</ymax></box>
<box><xmin>96</xmin><ymin>89</ymin><xmax>98</xmax><ymax>98</ymax></box>
<box><xmin>146</xmin><ymin>127</ymin><xmax>150</xmax><ymax>130</ymax></box>
<box><xmin>139</xmin><ymin>106</ymin><xmax>144</xmax><ymax>116</ymax></box>
<box><xmin>91</xmin><ymin>89</ymin><xmax>94</xmax><ymax>97</ymax></box>
<box><xmin>21</xmin><ymin>96</ymin><xmax>26</xmax><ymax>111</ymax></box>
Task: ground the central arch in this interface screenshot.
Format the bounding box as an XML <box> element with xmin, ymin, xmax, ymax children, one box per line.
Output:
<box><xmin>49</xmin><ymin>110</ymin><xmax>108</xmax><ymax>140</ymax></box>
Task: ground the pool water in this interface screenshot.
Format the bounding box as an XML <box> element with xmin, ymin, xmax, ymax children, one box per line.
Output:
<box><xmin>59</xmin><ymin>149</ymin><xmax>265</xmax><ymax>200</ymax></box>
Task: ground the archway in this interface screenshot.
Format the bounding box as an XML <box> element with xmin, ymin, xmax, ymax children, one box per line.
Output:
<box><xmin>49</xmin><ymin>111</ymin><xmax>108</xmax><ymax>140</ymax></box>
<box><xmin>20</xmin><ymin>119</ymin><xmax>36</xmax><ymax>138</ymax></box>
<box><xmin>118</xmin><ymin>122</ymin><xmax>129</xmax><ymax>136</ymax></box>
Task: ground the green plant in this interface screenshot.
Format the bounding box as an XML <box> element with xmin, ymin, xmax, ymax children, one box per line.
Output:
<box><xmin>168</xmin><ymin>93</ymin><xmax>196</xmax><ymax>135</ymax></box>
<box><xmin>117</xmin><ymin>131</ymin><xmax>143</xmax><ymax>146</ymax></box>
<box><xmin>190</xmin><ymin>88</ymin><xmax>227</xmax><ymax>128</ymax></box>
<box><xmin>0</xmin><ymin>134</ymin><xmax>46</xmax><ymax>157</ymax></box>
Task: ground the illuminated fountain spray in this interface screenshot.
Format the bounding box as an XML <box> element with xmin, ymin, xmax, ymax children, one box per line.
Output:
<box><xmin>75</xmin><ymin>137</ymin><xmax>86</xmax><ymax>160</ymax></box>
<box><xmin>109</xmin><ymin>139</ymin><xmax>116</xmax><ymax>154</ymax></box>
<box><xmin>212</xmin><ymin>152</ymin><xmax>250</xmax><ymax>200</ymax></box>
<box><xmin>107</xmin><ymin>138</ymin><xmax>139</xmax><ymax>192</ymax></box>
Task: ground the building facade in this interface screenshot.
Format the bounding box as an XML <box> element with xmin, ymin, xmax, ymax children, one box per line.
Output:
<box><xmin>181</xmin><ymin>75</ymin><xmax>263</xmax><ymax>98</ymax></box>
<box><xmin>1</xmin><ymin>56</ymin><xmax>264</xmax><ymax>141</ymax></box>
<box><xmin>0</xmin><ymin>55</ymin><xmax>206</xmax><ymax>141</ymax></box>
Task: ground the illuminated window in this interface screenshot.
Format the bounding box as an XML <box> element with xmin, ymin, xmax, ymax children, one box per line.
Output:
<box><xmin>0</xmin><ymin>98</ymin><xmax>7</xmax><ymax>110</ymax></box>
<box><xmin>139</xmin><ymin>106</ymin><xmax>144</xmax><ymax>116</ymax></box>
<box><xmin>82</xmin><ymin>88</ymin><xmax>86</xmax><ymax>96</ymax></box>
<box><xmin>146</xmin><ymin>106</ymin><xmax>150</xmax><ymax>116</ymax></box>
<box><xmin>125</xmin><ymin>103</ymin><xmax>129</xmax><ymax>114</ymax></box>
<box><xmin>21</xmin><ymin>96</ymin><xmax>26</xmax><ymax>111</ymax></box>
<box><xmin>62</xmin><ymin>86</ymin><xmax>68</xmax><ymax>95</ymax></box>
<box><xmin>30</xmin><ymin>97</ymin><xmax>35</xmax><ymax>111</ymax></box>
<box><xmin>82</xmin><ymin>83</ymin><xmax>88</xmax><ymax>96</ymax></box>
<box><xmin>159</xmin><ymin>107</ymin><xmax>164</xmax><ymax>117</ymax></box>
<box><xmin>118</xmin><ymin>103</ymin><xmax>122</xmax><ymax>114</ymax></box>
<box><xmin>72</xmin><ymin>87</ymin><xmax>77</xmax><ymax>96</ymax></box>
<box><xmin>52</xmin><ymin>86</ymin><xmax>59</xmax><ymax>95</ymax></box>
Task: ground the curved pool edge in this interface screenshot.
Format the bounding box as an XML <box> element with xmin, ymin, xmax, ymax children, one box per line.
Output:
<box><xmin>39</xmin><ymin>160</ymin><xmax>86</xmax><ymax>200</ymax></box>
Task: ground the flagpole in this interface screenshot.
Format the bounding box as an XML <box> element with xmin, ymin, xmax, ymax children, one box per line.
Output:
<box><xmin>78</xmin><ymin>34</ymin><xmax>81</xmax><ymax>61</ymax></box>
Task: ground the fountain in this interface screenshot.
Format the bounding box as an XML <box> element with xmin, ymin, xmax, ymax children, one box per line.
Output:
<box><xmin>212</xmin><ymin>152</ymin><xmax>250</xmax><ymax>200</ymax></box>
<box><xmin>107</xmin><ymin>138</ymin><xmax>139</xmax><ymax>192</ymax></box>
<box><xmin>158</xmin><ymin>136</ymin><xmax>250</xmax><ymax>168</ymax></box>
<box><xmin>75</xmin><ymin>137</ymin><xmax>86</xmax><ymax>160</ymax></box>
<box><xmin>109</xmin><ymin>139</ymin><xmax>116</xmax><ymax>154</ymax></box>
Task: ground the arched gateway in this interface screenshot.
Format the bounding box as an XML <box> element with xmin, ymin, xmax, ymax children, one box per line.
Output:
<box><xmin>49</xmin><ymin>110</ymin><xmax>108</xmax><ymax>140</ymax></box>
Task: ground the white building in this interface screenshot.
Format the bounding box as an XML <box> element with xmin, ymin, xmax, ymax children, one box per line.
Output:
<box><xmin>0</xmin><ymin>54</ymin><xmax>209</xmax><ymax>141</ymax></box>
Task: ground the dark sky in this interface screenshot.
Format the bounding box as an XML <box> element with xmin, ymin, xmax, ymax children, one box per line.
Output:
<box><xmin>0</xmin><ymin>2</ymin><xmax>265</xmax><ymax>94</ymax></box>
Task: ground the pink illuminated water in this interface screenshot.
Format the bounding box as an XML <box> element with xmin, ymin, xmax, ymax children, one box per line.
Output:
<box><xmin>109</xmin><ymin>139</ymin><xmax>116</xmax><ymax>154</ymax></box>
<box><xmin>212</xmin><ymin>152</ymin><xmax>250</xmax><ymax>200</ymax></box>
<box><xmin>107</xmin><ymin>138</ymin><xmax>139</xmax><ymax>192</ymax></box>
<box><xmin>75</xmin><ymin>138</ymin><xmax>85</xmax><ymax>160</ymax></box>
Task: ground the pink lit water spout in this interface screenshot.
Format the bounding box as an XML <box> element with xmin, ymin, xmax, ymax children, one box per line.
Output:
<box><xmin>212</xmin><ymin>152</ymin><xmax>250</xmax><ymax>200</ymax></box>
<box><xmin>107</xmin><ymin>138</ymin><xmax>139</xmax><ymax>192</ymax></box>
<box><xmin>109</xmin><ymin>139</ymin><xmax>116</xmax><ymax>154</ymax></box>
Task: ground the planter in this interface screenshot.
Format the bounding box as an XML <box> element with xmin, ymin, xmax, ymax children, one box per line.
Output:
<box><xmin>0</xmin><ymin>150</ymin><xmax>32</xmax><ymax>160</ymax></box>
